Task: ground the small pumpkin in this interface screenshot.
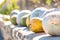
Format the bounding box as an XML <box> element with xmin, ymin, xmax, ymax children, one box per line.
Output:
<box><xmin>16</xmin><ymin>10</ymin><xmax>31</xmax><ymax>26</ymax></box>
<box><xmin>10</xmin><ymin>10</ymin><xmax>19</xmax><ymax>25</ymax></box>
<box><xmin>10</xmin><ymin>15</ymin><xmax>17</xmax><ymax>25</ymax></box>
<box><xmin>30</xmin><ymin>17</ymin><xmax>43</xmax><ymax>33</ymax></box>
<box><xmin>30</xmin><ymin>7</ymin><xmax>47</xmax><ymax>33</ymax></box>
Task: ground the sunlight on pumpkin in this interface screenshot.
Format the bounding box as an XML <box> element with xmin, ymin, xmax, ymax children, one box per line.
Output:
<box><xmin>30</xmin><ymin>18</ymin><xmax>43</xmax><ymax>33</ymax></box>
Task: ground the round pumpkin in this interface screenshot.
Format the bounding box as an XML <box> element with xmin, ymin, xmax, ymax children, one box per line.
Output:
<box><xmin>30</xmin><ymin>7</ymin><xmax>47</xmax><ymax>33</ymax></box>
<box><xmin>30</xmin><ymin>17</ymin><xmax>43</xmax><ymax>33</ymax></box>
<box><xmin>19</xmin><ymin>15</ymin><xmax>29</xmax><ymax>26</ymax></box>
<box><xmin>43</xmin><ymin>11</ymin><xmax>60</xmax><ymax>35</ymax></box>
<box><xmin>16</xmin><ymin>10</ymin><xmax>31</xmax><ymax>26</ymax></box>
<box><xmin>10</xmin><ymin>15</ymin><xmax>17</xmax><ymax>25</ymax></box>
<box><xmin>10</xmin><ymin>10</ymin><xmax>19</xmax><ymax>25</ymax></box>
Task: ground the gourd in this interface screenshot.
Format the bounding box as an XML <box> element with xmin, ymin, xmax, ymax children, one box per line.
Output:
<box><xmin>30</xmin><ymin>17</ymin><xmax>43</xmax><ymax>33</ymax></box>
<box><xmin>43</xmin><ymin>10</ymin><xmax>60</xmax><ymax>35</ymax></box>
<box><xmin>10</xmin><ymin>10</ymin><xmax>20</xmax><ymax>25</ymax></box>
<box><xmin>16</xmin><ymin>10</ymin><xmax>31</xmax><ymax>26</ymax></box>
<box><xmin>30</xmin><ymin>7</ymin><xmax>48</xmax><ymax>33</ymax></box>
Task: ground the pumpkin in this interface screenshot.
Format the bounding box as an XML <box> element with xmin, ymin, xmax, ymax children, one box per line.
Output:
<box><xmin>30</xmin><ymin>7</ymin><xmax>47</xmax><ymax>33</ymax></box>
<box><xmin>43</xmin><ymin>11</ymin><xmax>60</xmax><ymax>35</ymax></box>
<box><xmin>10</xmin><ymin>10</ymin><xmax>19</xmax><ymax>25</ymax></box>
<box><xmin>30</xmin><ymin>17</ymin><xmax>43</xmax><ymax>33</ymax></box>
<box><xmin>10</xmin><ymin>15</ymin><xmax>17</xmax><ymax>25</ymax></box>
<box><xmin>16</xmin><ymin>10</ymin><xmax>31</xmax><ymax>26</ymax></box>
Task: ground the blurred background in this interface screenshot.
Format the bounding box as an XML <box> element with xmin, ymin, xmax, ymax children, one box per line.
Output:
<box><xmin>0</xmin><ymin>0</ymin><xmax>60</xmax><ymax>15</ymax></box>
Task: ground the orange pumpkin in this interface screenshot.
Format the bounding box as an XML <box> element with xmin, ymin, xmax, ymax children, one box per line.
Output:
<box><xmin>30</xmin><ymin>17</ymin><xmax>43</xmax><ymax>33</ymax></box>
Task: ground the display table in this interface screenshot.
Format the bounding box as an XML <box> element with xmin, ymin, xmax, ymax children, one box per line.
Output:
<box><xmin>16</xmin><ymin>27</ymin><xmax>44</xmax><ymax>40</ymax></box>
<box><xmin>3</xmin><ymin>21</ymin><xmax>13</xmax><ymax>40</ymax></box>
<box><xmin>12</xmin><ymin>26</ymin><xmax>27</xmax><ymax>40</ymax></box>
<box><xmin>15</xmin><ymin>27</ymin><xmax>60</xmax><ymax>40</ymax></box>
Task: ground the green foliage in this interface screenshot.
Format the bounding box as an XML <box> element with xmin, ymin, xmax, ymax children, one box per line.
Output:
<box><xmin>0</xmin><ymin>0</ymin><xmax>7</xmax><ymax>8</ymax></box>
<box><xmin>0</xmin><ymin>0</ymin><xmax>20</xmax><ymax>15</ymax></box>
<box><xmin>32</xmin><ymin>0</ymin><xmax>40</xmax><ymax>3</ymax></box>
<box><xmin>46</xmin><ymin>0</ymin><xmax>51</xmax><ymax>6</ymax></box>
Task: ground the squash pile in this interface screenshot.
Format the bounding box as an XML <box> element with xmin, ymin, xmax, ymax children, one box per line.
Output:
<box><xmin>10</xmin><ymin>7</ymin><xmax>60</xmax><ymax>35</ymax></box>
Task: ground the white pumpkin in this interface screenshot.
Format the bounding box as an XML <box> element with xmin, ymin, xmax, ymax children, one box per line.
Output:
<box><xmin>16</xmin><ymin>10</ymin><xmax>31</xmax><ymax>26</ymax></box>
<box><xmin>30</xmin><ymin>7</ymin><xmax>47</xmax><ymax>33</ymax></box>
<box><xmin>30</xmin><ymin>7</ymin><xmax>48</xmax><ymax>20</ymax></box>
<box><xmin>10</xmin><ymin>10</ymin><xmax>20</xmax><ymax>25</ymax></box>
<box><xmin>43</xmin><ymin>11</ymin><xmax>60</xmax><ymax>35</ymax></box>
